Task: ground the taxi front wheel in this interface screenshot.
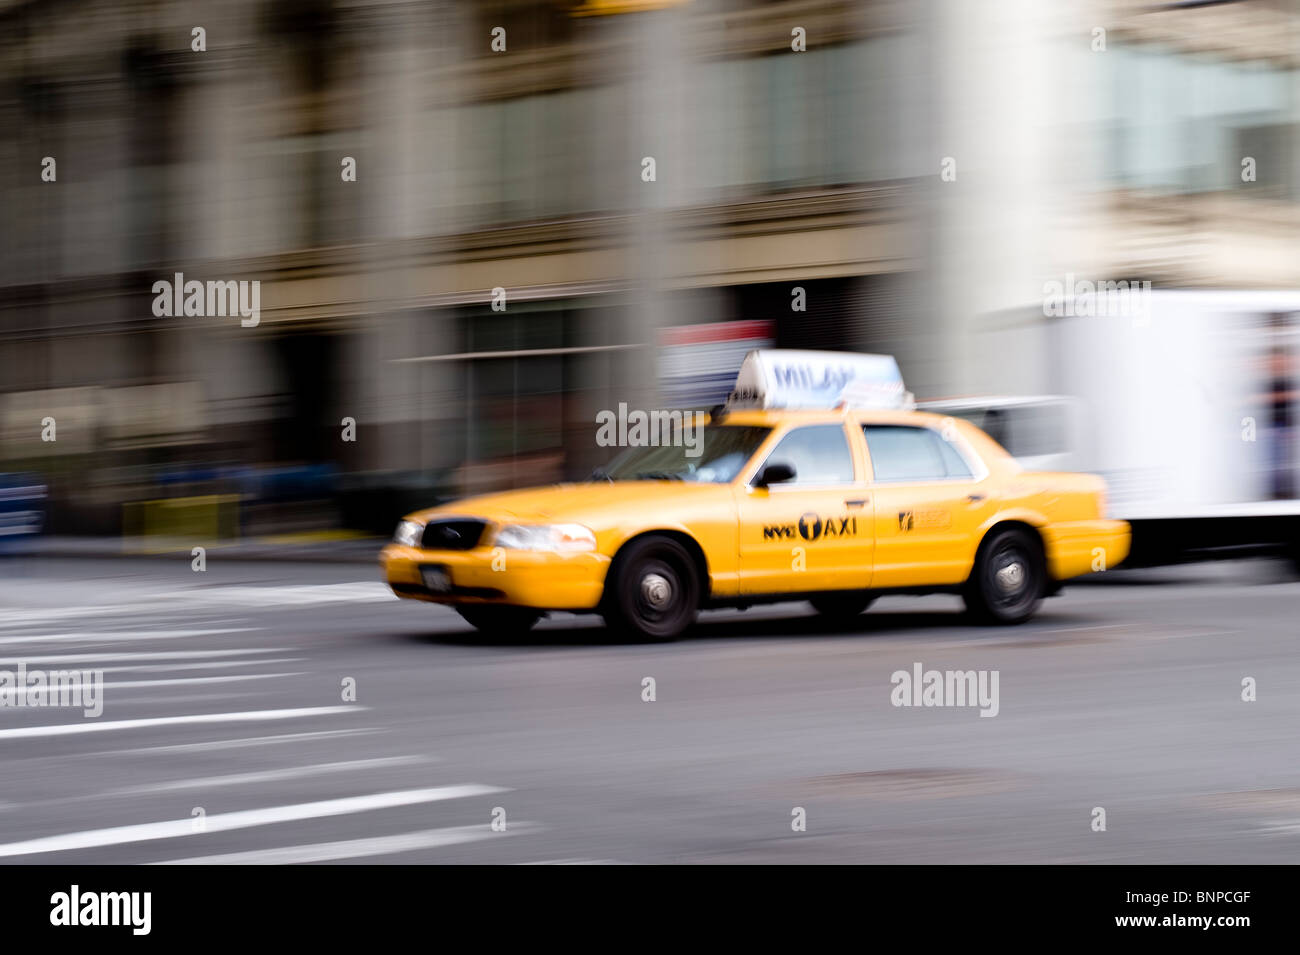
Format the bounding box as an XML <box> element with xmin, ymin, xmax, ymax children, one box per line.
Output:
<box><xmin>964</xmin><ymin>526</ymin><xmax>1045</xmax><ymax>625</ymax></box>
<box><xmin>603</xmin><ymin>536</ymin><xmax>699</xmax><ymax>641</ymax></box>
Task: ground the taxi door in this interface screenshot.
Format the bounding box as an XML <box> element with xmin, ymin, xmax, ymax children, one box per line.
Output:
<box><xmin>734</xmin><ymin>422</ymin><xmax>873</xmax><ymax>595</ymax></box>
<box><xmin>860</xmin><ymin>421</ymin><xmax>993</xmax><ymax>588</ymax></box>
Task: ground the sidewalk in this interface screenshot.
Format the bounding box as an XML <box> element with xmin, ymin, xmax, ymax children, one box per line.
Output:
<box><xmin>21</xmin><ymin>531</ymin><xmax>386</xmax><ymax>565</ymax></box>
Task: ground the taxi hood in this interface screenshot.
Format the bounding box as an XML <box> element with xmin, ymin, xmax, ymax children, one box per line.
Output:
<box><xmin>407</xmin><ymin>480</ymin><xmax>727</xmax><ymax>526</ymax></box>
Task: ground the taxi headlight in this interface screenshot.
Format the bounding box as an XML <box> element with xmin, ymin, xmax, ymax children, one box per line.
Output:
<box><xmin>494</xmin><ymin>523</ymin><xmax>597</xmax><ymax>553</ymax></box>
<box><xmin>392</xmin><ymin>520</ymin><xmax>424</xmax><ymax>547</ymax></box>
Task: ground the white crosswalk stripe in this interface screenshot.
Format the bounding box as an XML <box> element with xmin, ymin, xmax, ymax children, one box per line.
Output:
<box><xmin>0</xmin><ymin>648</ymin><xmax>287</xmax><ymax>665</ymax></box>
<box><xmin>100</xmin><ymin>728</ymin><xmax>377</xmax><ymax>756</ymax></box>
<box><xmin>151</xmin><ymin>823</ymin><xmax>540</xmax><ymax>865</ymax></box>
<box><xmin>15</xmin><ymin>673</ymin><xmax>301</xmax><ymax>696</ymax></box>
<box><xmin>0</xmin><ymin>574</ymin><xmax>548</xmax><ymax>864</ymax></box>
<box><xmin>96</xmin><ymin>756</ymin><xmax>431</xmax><ymax>796</ymax></box>
<box><xmin>0</xmin><ymin>628</ymin><xmax>255</xmax><ymax>647</ymax></box>
<box><xmin>0</xmin><ymin>704</ymin><xmax>362</xmax><ymax>740</ymax></box>
<box><xmin>0</xmin><ymin>581</ymin><xmax>394</xmax><ymax>630</ymax></box>
<box><xmin>0</xmin><ymin>785</ymin><xmax>507</xmax><ymax>858</ymax></box>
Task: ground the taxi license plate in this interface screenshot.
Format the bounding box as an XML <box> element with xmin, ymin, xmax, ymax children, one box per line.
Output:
<box><xmin>421</xmin><ymin>566</ymin><xmax>451</xmax><ymax>593</ymax></box>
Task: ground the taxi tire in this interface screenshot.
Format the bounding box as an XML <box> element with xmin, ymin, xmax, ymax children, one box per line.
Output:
<box><xmin>809</xmin><ymin>594</ymin><xmax>876</xmax><ymax>620</ymax></box>
<box><xmin>456</xmin><ymin>605</ymin><xmax>542</xmax><ymax>637</ymax></box>
<box><xmin>603</xmin><ymin>536</ymin><xmax>699</xmax><ymax>642</ymax></box>
<box><xmin>964</xmin><ymin>526</ymin><xmax>1045</xmax><ymax>625</ymax></box>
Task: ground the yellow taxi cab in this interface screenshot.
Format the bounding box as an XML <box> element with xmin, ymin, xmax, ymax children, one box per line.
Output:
<box><xmin>381</xmin><ymin>351</ymin><xmax>1130</xmax><ymax>640</ymax></box>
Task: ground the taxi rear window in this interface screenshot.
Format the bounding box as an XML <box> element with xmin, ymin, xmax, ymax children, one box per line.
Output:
<box><xmin>863</xmin><ymin>425</ymin><xmax>973</xmax><ymax>482</ymax></box>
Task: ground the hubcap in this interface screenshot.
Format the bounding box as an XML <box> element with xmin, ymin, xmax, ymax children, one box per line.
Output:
<box><xmin>995</xmin><ymin>559</ymin><xmax>1024</xmax><ymax>593</ymax></box>
<box><xmin>640</xmin><ymin>572</ymin><xmax>672</xmax><ymax>609</ymax></box>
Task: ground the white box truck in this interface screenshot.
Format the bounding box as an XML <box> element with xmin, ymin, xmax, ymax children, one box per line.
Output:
<box><xmin>921</xmin><ymin>290</ymin><xmax>1300</xmax><ymax>569</ymax></box>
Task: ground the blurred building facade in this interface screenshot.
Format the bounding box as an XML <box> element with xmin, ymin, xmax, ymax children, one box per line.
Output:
<box><xmin>1</xmin><ymin>0</ymin><xmax>1298</xmax><ymax>533</ymax></box>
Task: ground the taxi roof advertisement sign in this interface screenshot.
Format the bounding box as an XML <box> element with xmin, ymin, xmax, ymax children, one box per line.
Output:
<box><xmin>658</xmin><ymin>320</ymin><xmax>775</xmax><ymax>407</ymax></box>
<box><xmin>727</xmin><ymin>349</ymin><xmax>914</xmax><ymax>410</ymax></box>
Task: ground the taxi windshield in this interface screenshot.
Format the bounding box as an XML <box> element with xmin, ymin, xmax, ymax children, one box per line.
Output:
<box><xmin>596</xmin><ymin>425</ymin><xmax>771</xmax><ymax>484</ymax></box>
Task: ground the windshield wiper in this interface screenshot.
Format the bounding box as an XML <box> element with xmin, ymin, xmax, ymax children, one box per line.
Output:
<box><xmin>631</xmin><ymin>470</ymin><xmax>685</xmax><ymax>481</ymax></box>
<box><xmin>589</xmin><ymin>468</ymin><xmax>615</xmax><ymax>484</ymax></box>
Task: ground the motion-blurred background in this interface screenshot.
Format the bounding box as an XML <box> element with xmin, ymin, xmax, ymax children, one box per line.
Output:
<box><xmin>1</xmin><ymin>0</ymin><xmax>1298</xmax><ymax>548</ymax></box>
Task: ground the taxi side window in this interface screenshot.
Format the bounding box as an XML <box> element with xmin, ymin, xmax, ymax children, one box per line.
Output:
<box><xmin>863</xmin><ymin>425</ymin><xmax>973</xmax><ymax>482</ymax></box>
<box><xmin>761</xmin><ymin>425</ymin><xmax>855</xmax><ymax>485</ymax></box>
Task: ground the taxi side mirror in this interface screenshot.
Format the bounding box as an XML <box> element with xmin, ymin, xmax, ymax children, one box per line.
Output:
<box><xmin>756</xmin><ymin>461</ymin><xmax>796</xmax><ymax>487</ymax></box>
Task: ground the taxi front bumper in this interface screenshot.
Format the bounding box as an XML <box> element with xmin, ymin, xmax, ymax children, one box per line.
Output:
<box><xmin>1041</xmin><ymin>519</ymin><xmax>1131</xmax><ymax>580</ymax></box>
<box><xmin>380</xmin><ymin>543</ymin><xmax>611</xmax><ymax>611</ymax></box>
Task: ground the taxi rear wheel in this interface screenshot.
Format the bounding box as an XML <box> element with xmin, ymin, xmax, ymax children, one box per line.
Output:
<box><xmin>964</xmin><ymin>526</ymin><xmax>1044</xmax><ymax>625</ymax></box>
<box><xmin>456</xmin><ymin>605</ymin><xmax>542</xmax><ymax>636</ymax></box>
<box><xmin>603</xmin><ymin>536</ymin><xmax>699</xmax><ymax>641</ymax></box>
<box><xmin>809</xmin><ymin>594</ymin><xmax>876</xmax><ymax>620</ymax></box>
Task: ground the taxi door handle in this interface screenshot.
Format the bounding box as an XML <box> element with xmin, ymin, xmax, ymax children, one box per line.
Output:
<box><xmin>845</xmin><ymin>498</ymin><xmax>868</xmax><ymax>508</ymax></box>
<box><xmin>966</xmin><ymin>493</ymin><xmax>986</xmax><ymax>503</ymax></box>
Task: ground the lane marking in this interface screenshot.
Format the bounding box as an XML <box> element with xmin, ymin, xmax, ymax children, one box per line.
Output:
<box><xmin>15</xmin><ymin>673</ymin><xmax>301</xmax><ymax>696</ymax></box>
<box><xmin>0</xmin><ymin>628</ymin><xmax>254</xmax><ymax>647</ymax></box>
<box><xmin>0</xmin><ymin>784</ymin><xmax>506</xmax><ymax>858</ymax></box>
<box><xmin>1255</xmin><ymin>820</ymin><xmax>1300</xmax><ymax>835</ymax></box>
<box><xmin>516</xmin><ymin>857</ymin><xmax>619</xmax><ymax>865</ymax></box>
<box><xmin>100</xmin><ymin>756</ymin><xmax>429</xmax><ymax>795</ymax></box>
<box><xmin>150</xmin><ymin>822</ymin><xmax>537</xmax><ymax>865</ymax></box>
<box><xmin>0</xmin><ymin>704</ymin><xmax>362</xmax><ymax>741</ymax></box>
<box><xmin>183</xmin><ymin>582</ymin><xmax>396</xmax><ymax>607</ymax></box>
<box><xmin>0</xmin><ymin>581</ymin><xmax>392</xmax><ymax>628</ymax></box>
<box><xmin>101</xmin><ymin>672</ymin><xmax>302</xmax><ymax>690</ymax></box>
<box><xmin>98</xmin><ymin>658</ymin><xmax>303</xmax><ymax>674</ymax></box>
<box><xmin>98</xmin><ymin>727</ymin><xmax>377</xmax><ymax>756</ymax></box>
<box><xmin>0</xmin><ymin>605</ymin><xmax>228</xmax><ymax>628</ymax></box>
<box><xmin>0</xmin><ymin>648</ymin><xmax>287</xmax><ymax>666</ymax></box>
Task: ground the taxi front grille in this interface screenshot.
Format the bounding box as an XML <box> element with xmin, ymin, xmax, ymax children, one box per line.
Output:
<box><xmin>421</xmin><ymin>519</ymin><xmax>488</xmax><ymax>551</ymax></box>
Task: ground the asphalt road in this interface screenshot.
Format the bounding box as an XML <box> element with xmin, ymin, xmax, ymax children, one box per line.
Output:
<box><xmin>1</xmin><ymin>556</ymin><xmax>1297</xmax><ymax>864</ymax></box>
